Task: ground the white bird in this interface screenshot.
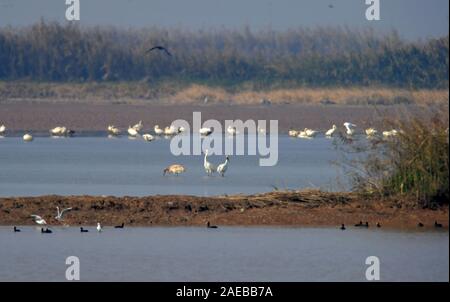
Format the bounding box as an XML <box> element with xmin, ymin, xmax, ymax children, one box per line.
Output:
<box><xmin>383</xmin><ymin>129</ymin><xmax>398</xmax><ymax>138</ymax></box>
<box><xmin>217</xmin><ymin>156</ymin><xmax>230</xmax><ymax>177</ymax></box>
<box><xmin>365</xmin><ymin>128</ymin><xmax>378</xmax><ymax>137</ymax></box>
<box><xmin>50</xmin><ymin>126</ymin><xmax>67</xmax><ymax>136</ymax></box>
<box><xmin>0</xmin><ymin>124</ymin><xmax>6</xmax><ymax>135</ymax></box>
<box><xmin>258</xmin><ymin>126</ymin><xmax>266</xmax><ymax>135</ymax></box>
<box><xmin>97</xmin><ymin>222</ymin><xmax>102</xmax><ymax>232</ymax></box>
<box><xmin>107</xmin><ymin>125</ymin><xmax>120</xmax><ymax>135</ymax></box>
<box><xmin>325</xmin><ymin>125</ymin><xmax>337</xmax><ymax>137</ymax></box>
<box><xmin>297</xmin><ymin>129</ymin><xmax>310</xmax><ymax>138</ymax></box>
<box><xmin>288</xmin><ymin>129</ymin><xmax>298</xmax><ymax>137</ymax></box>
<box><xmin>55</xmin><ymin>206</ymin><xmax>72</xmax><ymax>221</ymax></box>
<box><xmin>164</xmin><ymin>125</ymin><xmax>178</xmax><ymax>135</ymax></box>
<box><xmin>305</xmin><ymin>128</ymin><xmax>318</xmax><ymax>137</ymax></box>
<box><xmin>203</xmin><ymin>149</ymin><xmax>216</xmax><ymax>175</ymax></box>
<box><xmin>200</xmin><ymin>127</ymin><xmax>213</xmax><ymax>136</ymax></box>
<box><xmin>227</xmin><ymin>126</ymin><xmax>237</xmax><ymax>135</ymax></box>
<box><xmin>127</xmin><ymin>126</ymin><xmax>139</xmax><ymax>137</ymax></box>
<box><xmin>23</xmin><ymin>133</ymin><xmax>33</xmax><ymax>142</ymax></box>
<box><xmin>132</xmin><ymin>121</ymin><xmax>143</xmax><ymax>131</ymax></box>
<box><xmin>142</xmin><ymin>134</ymin><xmax>154</xmax><ymax>141</ymax></box>
<box><xmin>154</xmin><ymin>125</ymin><xmax>164</xmax><ymax>135</ymax></box>
<box><xmin>31</xmin><ymin>215</ymin><xmax>47</xmax><ymax>225</ymax></box>
<box><xmin>178</xmin><ymin>126</ymin><xmax>186</xmax><ymax>133</ymax></box>
<box><xmin>343</xmin><ymin>122</ymin><xmax>357</xmax><ymax>136</ymax></box>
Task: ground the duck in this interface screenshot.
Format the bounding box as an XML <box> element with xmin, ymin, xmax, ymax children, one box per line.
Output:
<box><xmin>325</xmin><ymin>125</ymin><xmax>337</xmax><ymax>137</ymax></box>
<box><xmin>207</xmin><ymin>221</ymin><xmax>218</xmax><ymax>229</ymax></box>
<box><xmin>305</xmin><ymin>128</ymin><xmax>318</xmax><ymax>138</ymax></box>
<box><xmin>13</xmin><ymin>226</ymin><xmax>21</xmax><ymax>232</ymax></box>
<box><xmin>50</xmin><ymin>126</ymin><xmax>68</xmax><ymax>136</ymax></box>
<box><xmin>340</xmin><ymin>224</ymin><xmax>346</xmax><ymax>230</ymax></box>
<box><xmin>142</xmin><ymin>134</ymin><xmax>154</xmax><ymax>141</ymax></box>
<box><xmin>418</xmin><ymin>222</ymin><xmax>424</xmax><ymax>227</ymax></box>
<box><xmin>199</xmin><ymin>127</ymin><xmax>213</xmax><ymax>136</ymax></box>
<box><xmin>114</xmin><ymin>223</ymin><xmax>124</xmax><ymax>229</ymax></box>
<box><xmin>154</xmin><ymin>125</ymin><xmax>164</xmax><ymax>135</ymax></box>
<box><xmin>23</xmin><ymin>133</ymin><xmax>33</xmax><ymax>142</ymax></box>
<box><xmin>376</xmin><ymin>222</ymin><xmax>381</xmax><ymax>228</ymax></box>
<box><xmin>354</xmin><ymin>221</ymin><xmax>363</xmax><ymax>227</ymax></box>
<box><xmin>41</xmin><ymin>228</ymin><xmax>52</xmax><ymax>234</ymax></box>
<box><xmin>163</xmin><ymin>164</ymin><xmax>186</xmax><ymax>176</ymax></box>
<box><xmin>203</xmin><ymin>149</ymin><xmax>216</xmax><ymax>175</ymax></box>
<box><xmin>434</xmin><ymin>221</ymin><xmax>443</xmax><ymax>228</ymax></box>
<box><xmin>97</xmin><ymin>222</ymin><xmax>102</xmax><ymax>232</ymax></box>
<box><xmin>80</xmin><ymin>227</ymin><xmax>89</xmax><ymax>233</ymax></box>
<box><xmin>217</xmin><ymin>156</ymin><xmax>230</xmax><ymax>177</ymax></box>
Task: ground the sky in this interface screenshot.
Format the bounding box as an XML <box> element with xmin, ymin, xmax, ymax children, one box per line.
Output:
<box><xmin>0</xmin><ymin>0</ymin><xmax>448</xmax><ymax>40</ymax></box>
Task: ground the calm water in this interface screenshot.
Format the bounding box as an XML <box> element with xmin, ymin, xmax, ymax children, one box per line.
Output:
<box><xmin>0</xmin><ymin>135</ymin><xmax>352</xmax><ymax>197</ymax></box>
<box><xmin>0</xmin><ymin>227</ymin><xmax>447</xmax><ymax>282</ymax></box>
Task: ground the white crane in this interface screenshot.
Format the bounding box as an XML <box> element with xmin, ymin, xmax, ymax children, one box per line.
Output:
<box><xmin>217</xmin><ymin>156</ymin><xmax>230</xmax><ymax>177</ymax></box>
<box><xmin>203</xmin><ymin>149</ymin><xmax>216</xmax><ymax>175</ymax></box>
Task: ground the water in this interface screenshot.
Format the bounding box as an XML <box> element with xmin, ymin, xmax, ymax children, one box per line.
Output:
<box><xmin>0</xmin><ymin>135</ymin><xmax>352</xmax><ymax>197</ymax></box>
<box><xmin>0</xmin><ymin>226</ymin><xmax>447</xmax><ymax>282</ymax></box>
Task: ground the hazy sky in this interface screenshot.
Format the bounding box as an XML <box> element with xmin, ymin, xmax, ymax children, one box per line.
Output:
<box><xmin>0</xmin><ymin>0</ymin><xmax>448</xmax><ymax>40</ymax></box>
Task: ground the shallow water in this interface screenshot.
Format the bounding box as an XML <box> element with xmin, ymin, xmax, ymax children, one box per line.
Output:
<box><xmin>0</xmin><ymin>226</ymin><xmax>447</xmax><ymax>282</ymax></box>
<box><xmin>0</xmin><ymin>135</ymin><xmax>354</xmax><ymax>197</ymax></box>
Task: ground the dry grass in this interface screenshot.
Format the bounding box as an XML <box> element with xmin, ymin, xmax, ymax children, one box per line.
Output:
<box><xmin>0</xmin><ymin>81</ymin><xmax>448</xmax><ymax>106</ymax></box>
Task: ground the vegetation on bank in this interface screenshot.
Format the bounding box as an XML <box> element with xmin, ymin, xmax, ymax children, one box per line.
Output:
<box><xmin>0</xmin><ymin>21</ymin><xmax>448</xmax><ymax>89</ymax></box>
<box><xmin>0</xmin><ymin>81</ymin><xmax>448</xmax><ymax>106</ymax></box>
<box><xmin>340</xmin><ymin>108</ymin><xmax>449</xmax><ymax>207</ymax></box>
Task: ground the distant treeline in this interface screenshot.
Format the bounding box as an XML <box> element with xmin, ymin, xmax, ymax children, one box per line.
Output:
<box><xmin>0</xmin><ymin>21</ymin><xmax>448</xmax><ymax>88</ymax></box>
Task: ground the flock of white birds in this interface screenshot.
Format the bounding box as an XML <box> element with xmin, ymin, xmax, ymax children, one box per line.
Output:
<box><xmin>288</xmin><ymin>122</ymin><xmax>400</xmax><ymax>139</ymax></box>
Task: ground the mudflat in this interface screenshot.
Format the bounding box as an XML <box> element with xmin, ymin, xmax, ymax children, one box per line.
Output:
<box><xmin>1</xmin><ymin>190</ymin><xmax>447</xmax><ymax>229</ymax></box>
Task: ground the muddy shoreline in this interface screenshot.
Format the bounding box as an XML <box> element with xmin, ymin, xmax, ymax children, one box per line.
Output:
<box><xmin>0</xmin><ymin>191</ymin><xmax>447</xmax><ymax>230</ymax></box>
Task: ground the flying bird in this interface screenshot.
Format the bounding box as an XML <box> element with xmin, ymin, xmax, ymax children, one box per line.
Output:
<box><xmin>55</xmin><ymin>206</ymin><xmax>72</xmax><ymax>221</ymax></box>
<box><xmin>145</xmin><ymin>46</ymin><xmax>172</xmax><ymax>56</ymax></box>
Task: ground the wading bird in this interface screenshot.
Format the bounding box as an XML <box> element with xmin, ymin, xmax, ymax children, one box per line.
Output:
<box><xmin>217</xmin><ymin>156</ymin><xmax>230</xmax><ymax>177</ymax></box>
<box><xmin>55</xmin><ymin>206</ymin><xmax>72</xmax><ymax>221</ymax></box>
<box><xmin>132</xmin><ymin>121</ymin><xmax>143</xmax><ymax>131</ymax></box>
<box><xmin>128</xmin><ymin>126</ymin><xmax>139</xmax><ymax>137</ymax></box>
<box><xmin>145</xmin><ymin>46</ymin><xmax>172</xmax><ymax>56</ymax></box>
<box><xmin>154</xmin><ymin>125</ymin><xmax>164</xmax><ymax>135</ymax></box>
<box><xmin>199</xmin><ymin>127</ymin><xmax>213</xmax><ymax>136</ymax></box>
<box><xmin>343</xmin><ymin>122</ymin><xmax>357</xmax><ymax>136</ymax></box>
<box><xmin>97</xmin><ymin>222</ymin><xmax>102</xmax><ymax>232</ymax></box>
<box><xmin>325</xmin><ymin>125</ymin><xmax>337</xmax><ymax>137</ymax></box>
<box><xmin>142</xmin><ymin>134</ymin><xmax>154</xmax><ymax>141</ymax></box>
<box><xmin>163</xmin><ymin>164</ymin><xmax>186</xmax><ymax>176</ymax></box>
<box><xmin>0</xmin><ymin>124</ymin><xmax>6</xmax><ymax>135</ymax></box>
<box><xmin>203</xmin><ymin>149</ymin><xmax>216</xmax><ymax>175</ymax></box>
<box><xmin>23</xmin><ymin>133</ymin><xmax>33</xmax><ymax>142</ymax></box>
